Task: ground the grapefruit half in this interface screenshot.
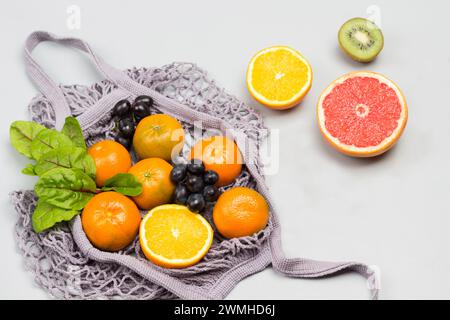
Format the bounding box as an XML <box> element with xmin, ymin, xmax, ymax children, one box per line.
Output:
<box><xmin>317</xmin><ymin>71</ymin><xmax>407</xmax><ymax>157</ymax></box>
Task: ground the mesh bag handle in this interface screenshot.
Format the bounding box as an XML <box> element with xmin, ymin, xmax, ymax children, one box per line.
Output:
<box><xmin>23</xmin><ymin>31</ymin><xmax>380</xmax><ymax>299</ymax></box>
<box><xmin>24</xmin><ymin>31</ymin><xmax>227</xmax><ymax>131</ymax></box>
<box><xmin>239</xmin><ymin>143</ymin><xmax>380</xmax><ymax>299</ymax></box>
<box><xmin>24</xmin><ymin>31</ymin><xmax>128</xmax><ymax>129</ymax></box>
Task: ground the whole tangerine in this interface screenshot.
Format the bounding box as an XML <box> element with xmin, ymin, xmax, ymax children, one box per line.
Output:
<box><xmin>88</xmin><ymin>140</ymin><xmax>132</xmax><ymax>187</ymax></box>
<box><xmin>82</xmin><ymin>191</ymin><xmax>141</xmax><ymax>252</ymax></box>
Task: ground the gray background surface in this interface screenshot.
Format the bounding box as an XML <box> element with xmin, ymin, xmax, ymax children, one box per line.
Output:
<box><xmin>1</xmin><ymin>0</ymin><xmax>449</xmax><ymax>299</ymax></box>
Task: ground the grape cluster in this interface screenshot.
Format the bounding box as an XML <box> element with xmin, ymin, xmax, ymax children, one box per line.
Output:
<box><xmin>170</xmin><ymin>159</ymin><xmax>220</xmax><ymax>213</ymax></box>
<box><xmin>112</xmin><ymin>95</ymin><xmax>154</xmax><ymax>149</ymax></box>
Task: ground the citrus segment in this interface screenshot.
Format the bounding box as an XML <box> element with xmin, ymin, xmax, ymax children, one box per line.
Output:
<box><xmin>246</xmin><ymin>46</ymin><xmax>313</xmax><ymax>109</ymax></box>
<box><xmin>317</xmin><ymin>71</ymin><xmax>407</xmax><ymax>157</ymax></box>
<box><xmin>139</xmin><ymin>204</ymin><xmax>213</xmax><ymax>268</ymax></box>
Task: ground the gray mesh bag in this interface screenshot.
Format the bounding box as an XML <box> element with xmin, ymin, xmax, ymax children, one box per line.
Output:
<box><xmin>10</xmin><ymin>31</ymin><xmax>380</xmax><ymax>300</ymax></box>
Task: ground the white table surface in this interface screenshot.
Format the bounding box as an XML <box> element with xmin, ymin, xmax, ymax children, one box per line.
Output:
<box><xmin>1</xmin><ymin>0</ymin><xmax>449</xmax><ymax>299</ymax></box>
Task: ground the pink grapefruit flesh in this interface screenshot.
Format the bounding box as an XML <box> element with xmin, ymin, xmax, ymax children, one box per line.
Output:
<box><xmin>317</xmin><ymin>71</ymin><xmax>407</xmax><ymax>157</ymax></box>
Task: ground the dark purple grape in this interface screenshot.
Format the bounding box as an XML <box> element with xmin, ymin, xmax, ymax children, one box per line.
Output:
<box><xmin>116</xmin><ymin>135</ymin><xmax>131</xmax><ymax>149</ymax></box>
<box><xmin>203</xmin><ymin>185</ymin><xmax>219</xmax><ymax>202</ymax></box>
<box><xmin>118</xmin><ymin>118</ymin><xmax>135</xmax><ymax>137</ymax></box>
<box><xmin>170</xmin><ymin>164</ymin><xmax>187</xmax><ymax>183</ymax></box>
<box><xmin>173</xmin><ymin>184</ymin><xmax>189</xmax><ymax>205</ymax></box>
<box><xmin>187</xmin><ymin>159</ymin><xmax>205</xmax><ymax>175</ymax></box>
<box><xmin>135</xmin><ymin>95</ymin><xmax>154</xmax><ymax>107</ymax></box>
<box><xmin>186</xmin><ymin>193</ymin><xmax>205</xmax><ymax>212</ymax></box>
<box><xmin>203</xmin><ymin>170</ymin><xmax>219</xmax><ymax>185</ymax></box>
<box><xmin>131</xmin><ymin>101</ymin><xmax>151</xmax><ymax>121</ymax></box>
<box><xmin>113</xmin><ymin>100</ymin><xmax>131</xmax><ymax>117</ymax></box>
<box><xmin>186</xmin><ymin>175</ymin><xmax>204</xmax><ymax>193</ymax></box>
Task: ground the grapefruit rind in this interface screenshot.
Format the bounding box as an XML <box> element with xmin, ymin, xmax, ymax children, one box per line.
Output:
<box><xmin>246</xmin><ymin>46</ymin><xmax>313</xmax><ymax>109</ymax></box>
<box><xmin>139</xmin><ymin>204</ymin><xmax>213</xmax><ymax>269</ymax></box>
<box><xmin>317</xmin><ymin>71</ymin><xmax>407</xmax><ymax>157</ymax></box>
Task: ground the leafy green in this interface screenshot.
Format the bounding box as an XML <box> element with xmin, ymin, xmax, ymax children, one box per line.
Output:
<box><xmin>35</xmin><ymin>168</ymin><xmax>97</xmax><ymax>210</ymax></box>
<box><xmin>10</xmin><ymin>117</ymin><xmax>145</xmax><ymax>233</ymax></box>
<box><xmin>10</xmin><ymin>121</ymin><xmax>46</xmax><ymax>159</ymax></box>
<box><xmin>32</xmin><ymin>200</ymin><xmax>80</xmax><ymax>233</ymax></box>
<box><xmin>34</xmin><ymin>146</ymin><xmax>96</xmax><ymax>178</ymax></box>
<box><xmin>30</xmin><ymin>129</ymin><xmax>74</xmax><ymax>161</ymax></box>
<box><xmin>61</xmin><ymin>117</ymin><xmax>86</xmax><ymax>149</ymax></box>
<box><xmin>22</xmin><ymin>163</ymin><xmax>37</xmax><ymax>176</ymax></box>
<box><xmin>102</xmin><ymin>173</ymin><xmax>143</xmax><ymax>196</ymax></box>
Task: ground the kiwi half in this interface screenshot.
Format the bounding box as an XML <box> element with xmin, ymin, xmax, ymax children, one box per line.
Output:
<box><xmin>338</xmin><ymin>17</ymin><xmax>384</xmax><ymax>63</ymax></box>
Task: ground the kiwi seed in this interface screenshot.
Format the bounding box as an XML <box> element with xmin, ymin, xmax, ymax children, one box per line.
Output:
<box><xmin>338</xmin><ymin>17</ymin><xmax>384</xmax><ymax>63</ymax></box>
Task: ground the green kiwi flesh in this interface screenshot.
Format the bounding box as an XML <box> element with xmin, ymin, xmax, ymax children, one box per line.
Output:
<box><xmin>338</xmin><ymin>17</ymin><xmax>384</xmax><ymax>63</ymax></box>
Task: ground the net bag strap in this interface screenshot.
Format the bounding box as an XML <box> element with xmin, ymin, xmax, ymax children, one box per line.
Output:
<box><xmin>239</xmin><ymin>142</ymin><xmax>381</xmax><ymax>300</ymax></box>
<box><xmin>24</xmin><ymin>31</ymin><xmax>228</xmax><ymax>132</ymax></box>
<box><xmin>269</xmin><ymin>223</ymin><xmax>380</xmax><ymax>299</ymax></box>
<box><xmin>24</xmin><ymin>31</ymin><xmax>128</xmax><ymax>129</ymax></box>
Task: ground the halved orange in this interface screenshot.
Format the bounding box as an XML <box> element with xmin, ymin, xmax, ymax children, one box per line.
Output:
<box><xmin>246</xmin><ymin>46</ymin><xmax>313</xmax><ymax>109</ymax></box>
<box><xmin>139</xmin><ymin>204</ymin><xmax>213</xmax><ymax>269</ymax></box>
<box><xmin>317</xmin><ymin>71</ymin><xmax>408</xmax><ymax>157</ymax></box>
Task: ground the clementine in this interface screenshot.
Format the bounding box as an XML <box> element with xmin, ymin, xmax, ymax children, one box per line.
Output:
<box><xmin>88</xmin><ymin>140</ymin><xmax>132</xmax><ymax>187</ymax></box>
<box><xmin>188</xmin><ymin>136</ymin><xmax>242</xmax><ymax>187</ymax></box>
<box><xmin>133</xmin><ymin>114</ymin><xmax>185</xmax><ymax>161</ymax></box>
<box><xmin>81</xmin><ymin>191</ymin><xmax>141</xmax><ymax>252</ymax></box>
<box><xmin>128</xmin><ymin>158</ymin><xmax>175</xmax><ymax>210</ymax></box>
<box><xmin>213</xmin><ymin>187</ymin><xmax>269</xmax><ymax>238</ymax></box>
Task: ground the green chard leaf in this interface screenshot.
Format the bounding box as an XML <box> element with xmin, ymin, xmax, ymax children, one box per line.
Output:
<box><xmin>10</xmin><ymin>121</ymin><xmax>46</xmax><ymax>159</ymax></box>
<box><xmin>35</xmin><ymin>167</ymin><xmax>97</xmax><ymax>210</ymax></box>
<box><xmin>61</xmin><ymin>117</ymin><xmax>86</xmax><ymax>150</ymax></box>
<box><xmin>102</xmin><ymin>173</ymin><xmax>143</xmax><ymax>196</ymax></box>
<box><xmin>12</xmin><ymin>118</ymin><xmax>93</xmax><ymax>233</ymax></box>
<box><xmin>34</xmin><ymin>146</ymin><xmax>96</xmax><ymax>178</ymax></box>
<box><xmin>30</xmin><ymin>128</ymin><xmax>74</xmax><ymax>161</ymax></box>
<box><xmin>22</xmin><ymin>163</ymin><xmax>37</xmax><ymax>176</ymax></box>
<box><xmin>32</xmin><ymin>200</ymin><xmax>80</xmax><ymax>233</ymax></box>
